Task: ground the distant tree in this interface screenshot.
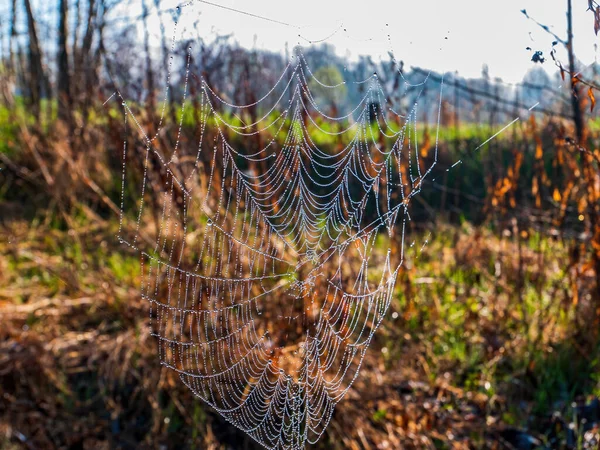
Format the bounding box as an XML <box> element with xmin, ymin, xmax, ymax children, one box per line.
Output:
<box><xmin>23</xmin><ymin>0</ymin><xmax>50</xmax><ymax>118</ymax></box>
<box><xmin>9</xmin><ymin>0</ymin><xmax>17</xmax><ymax>72</ymax></box>
<box><xmin>520</xmin><ymin>67</ymin><xmax>551</xmax><ymax>106</ymax></box>
<box><xmin>58</xmin><ymin>0</ymin><xmax>72</xmax><ymax>122</ymax></box>
<box><xmin>141</xmin><ymin>0</ymin><xmax>155</xmax><ymax>114</ymax></box>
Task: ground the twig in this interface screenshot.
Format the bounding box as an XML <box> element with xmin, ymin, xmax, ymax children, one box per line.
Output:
<box><xmin>521</xmin><ymin>9</ymin><xmax>567</xmax><ymax>47</ymax></box>
<box><xmin>4</xmin><ymin>296</ymin><xmax>95</xmax><ymax>313</ymax></box>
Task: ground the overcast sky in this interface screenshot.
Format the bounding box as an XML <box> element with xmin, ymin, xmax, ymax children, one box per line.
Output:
<box><xmin>123</xmin><ymin>0</ymin><xmax>599</xmax><ymax>83</ymax></box>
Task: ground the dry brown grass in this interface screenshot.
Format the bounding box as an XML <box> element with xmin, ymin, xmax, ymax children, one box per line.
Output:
<box><xmin>2</xmin><ymin>211</ymin><xmax>599</xmax><ymax>449</ymax></box>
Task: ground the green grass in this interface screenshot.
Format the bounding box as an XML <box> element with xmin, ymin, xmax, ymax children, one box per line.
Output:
<box><xmin>374</xmin><ymin>223</ymin><xmax>600</xmax><ymax>433</ymax></box>
<box><xmin>106</xmin><ymin>252</ymin><xmax>141</xmax><ymax>285</ymax></box>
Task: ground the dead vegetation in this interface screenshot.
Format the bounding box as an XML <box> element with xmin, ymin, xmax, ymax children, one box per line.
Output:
<box><xmin>1</xmin><ymin>200</ymin><xmax>599</xmax><ymax>449</ymax></box>
<box><xmin>2</xmin><ymin>1</ymin><xmax>600</xmax><ymax>448</ymax></box>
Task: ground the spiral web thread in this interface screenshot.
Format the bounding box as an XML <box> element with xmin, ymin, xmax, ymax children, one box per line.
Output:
<box><xmin>116</xmin><ymin>21</ymin><xmax>444</xmax><ymax>446</ymax></box>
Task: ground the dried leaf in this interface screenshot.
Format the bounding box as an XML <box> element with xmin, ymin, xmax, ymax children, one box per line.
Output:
<box><xmin>557</xmin><ymin>148</ymin><xmax>564</xmax><ymax>165</ymax></box>
<box><xmin>535</xmin><ymin>143</ymin><xmax>543</xmax><ymax>159</ymax></box>
<box><xmin>589</xmin><ymin>87</ymin><xmax>596</xmax><ymax>112</ymax></box>
<box><xmin>553</xmin><ymin>188</ymin><xmax>561</xmax><ymax>202</ymax></box>
<box><xmin>572</xmin><ymin>280</ymin><xmax>579</xmax><ymax>306</ymax></box>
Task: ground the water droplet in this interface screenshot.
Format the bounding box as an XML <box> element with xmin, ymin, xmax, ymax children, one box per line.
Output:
<box><xmin>207</xmin><ymin>219</ymin><xmax>213</xmax><ymax>226</ymax></box>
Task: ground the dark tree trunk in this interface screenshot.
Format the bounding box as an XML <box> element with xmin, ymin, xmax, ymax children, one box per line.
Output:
<box><xmin>9</xmin><ymin>0</ymin><xmax>17</xmax><ymax>72</ymax></box>
<box><xmin>567</xmin><ymin>0</ymin><xmax>584</xmax><ymax>143</ymax></box>
<box><xmin>80</xmin><ymin>0</ymin><xmax>97</xmax><ymax>120</ymax></box>
<box><xmin>58</xmin><ymin>0</ymin><xmax>72</xmax><ymax>122</ymax></box>
<box><xmin>142</xmin><ymin>0</ymin><xmax>156</xmax><ymax>116</ymax></box>
<box><xmin>71</xmin><ymin>0</ymin><xmax>82</xmax><ymax>101</ymax></box>
<box><xmin>81</xmin><ymin>0</ymin><xmax>97</xmax><ymax>61</ymax></box>
<box><xmin>23</xmin><ymin>0</ymin><xmax>49</xmax><ymax>118</ymax></box>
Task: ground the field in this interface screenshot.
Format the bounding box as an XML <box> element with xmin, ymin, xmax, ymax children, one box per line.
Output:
<box><xmin>1</xmin><ymin>104</ymin><xmax>600</xmax><ymax>449</ymax></box>
<box><xmin>2</xmin><ymin>1</ymin><xmax>600</xmax><ymax>448</ymax></box>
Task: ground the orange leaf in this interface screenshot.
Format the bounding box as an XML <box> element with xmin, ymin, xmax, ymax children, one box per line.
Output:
<box><xmin>553</xmin><ymin>188</ymin><xmax>561</xmax><ymax>202</ymax></box>
<box><xmin>589</xmin><ymin>87</ymin><xmax>596</xmax><ymax>112</ymax></box>
<box><xmin>535</xmin><ymin>143</ymin><xmax>543</xmax><ymax>159</ymax></box>
<box><xmin>532</xmin><ymin>177</ymin><xmax>539</xmax><ymax>196</ymax></box>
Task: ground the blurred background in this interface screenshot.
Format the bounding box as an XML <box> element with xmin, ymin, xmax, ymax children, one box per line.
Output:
<box><xmin>2</xmin><ymin>0</ymin><xmax>600</xmax><ymax>448</ymax></box>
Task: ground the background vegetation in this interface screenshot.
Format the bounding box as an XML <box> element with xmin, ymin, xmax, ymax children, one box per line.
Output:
<box><xmin>2</xmin><ymin>0</ymin><xmax>600</xmax><ymax>449</ymax></box>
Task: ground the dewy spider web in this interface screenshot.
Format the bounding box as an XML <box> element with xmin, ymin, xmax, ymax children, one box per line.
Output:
<box><xmin>116</xmin><ymin>8</ymin><xmax>444</xmax><ymax>448</ymax></box>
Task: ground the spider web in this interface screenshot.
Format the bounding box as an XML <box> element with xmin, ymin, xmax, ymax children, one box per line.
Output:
<box><xmin>115</xmin><ymin>13</ymin><xmax>444</xmax><ymax>448</ymax></box>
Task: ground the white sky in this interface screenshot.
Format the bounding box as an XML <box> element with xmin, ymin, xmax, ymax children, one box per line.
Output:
<box><xmin>131</xmin><ymin>0</ymin><xmax>600</xmax><ymax>83</ymax></box>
